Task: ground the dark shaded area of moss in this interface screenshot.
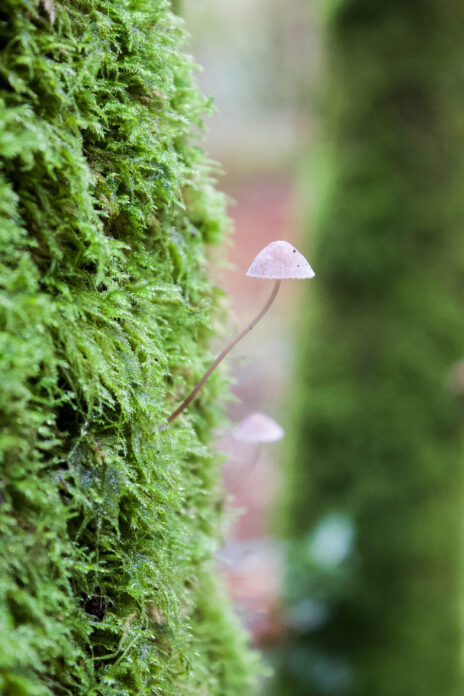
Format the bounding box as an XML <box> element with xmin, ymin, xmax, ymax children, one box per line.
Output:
<box><xmin>0</xmin><ymin>1</ymin><xmax>258</xmax><ymax>694</ymax></box>
<box><xmin>275</xmin><ymin>1</ymin><xmax>464</xmax><ymax>695</ymax></box>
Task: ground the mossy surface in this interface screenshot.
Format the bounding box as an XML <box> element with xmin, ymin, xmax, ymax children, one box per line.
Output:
<box><xmin>0</xmin><ymin>1</ymin><xmax>258</xmax><ymax>694</ymax></box>
<box><xmin>276</xmin><ymin>1</ymin><xmax>464</xmax><ymax>695</ymax></box>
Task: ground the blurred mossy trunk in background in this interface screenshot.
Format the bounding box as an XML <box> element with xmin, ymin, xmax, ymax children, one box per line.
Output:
<box><xmin>276</xmin><ymin>1</ymin><xmax>464</xmax><ymax>695</ymax></box>
<box><xmin>0</xmin><ymin>1</ymin><xmax>258</xmax><ymax>695</ymax></box>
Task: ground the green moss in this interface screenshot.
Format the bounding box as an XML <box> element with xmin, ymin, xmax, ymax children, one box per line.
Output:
<box><xmin>0</xmin><ymin>1</ymin><xmax>258</xmax><ymax>694</ymax></box>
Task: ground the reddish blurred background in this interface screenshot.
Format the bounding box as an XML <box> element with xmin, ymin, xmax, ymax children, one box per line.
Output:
<box><xmin>184</xmin><ymin>0</ymin><xmax>319</xmax><ymax>645</ymax></box>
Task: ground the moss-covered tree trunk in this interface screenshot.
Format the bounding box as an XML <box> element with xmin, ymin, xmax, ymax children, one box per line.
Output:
<box><xmin>277</xmin><ymin>1</ymin><xmax>464</xmax><ymax>695</ymax></box>
<box><xmin>0</xmin><ymin>2</ymin><xmax>257</xmax><ymax>694</ymax></box>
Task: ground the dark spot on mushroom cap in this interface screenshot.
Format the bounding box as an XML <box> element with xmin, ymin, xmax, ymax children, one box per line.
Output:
<box><xmin>293</xmin><ymin>249</ymin><xmax>296</xmax><ymax>252</ymax></box>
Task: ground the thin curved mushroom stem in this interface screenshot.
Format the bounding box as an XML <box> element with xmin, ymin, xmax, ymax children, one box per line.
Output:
<box><xmin>167</xmin><ymin>279</ymin><xmax>281</xmax><ymax>425</ymax></box>
<box><xmin>230</xmin><ymin>443</ymin><xmax>263</xmax><ymax>492</ymax></box>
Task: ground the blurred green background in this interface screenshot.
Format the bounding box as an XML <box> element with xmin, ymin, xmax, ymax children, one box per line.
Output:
<box><xmin>184</xmin><ymin>0</ymin><xmax>464</xmax><ymax>694</ymax></box>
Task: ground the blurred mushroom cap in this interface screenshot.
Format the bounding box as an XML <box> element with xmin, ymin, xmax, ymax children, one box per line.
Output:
<box><xmin>247</xmin><ymin>240</ymin><xmax>315</xmax><ymax>279</ymax></box>
<box><xmin>233</xmin><ymin>412</ymin><xmax>284</xmax><ymax>443</ymax></box>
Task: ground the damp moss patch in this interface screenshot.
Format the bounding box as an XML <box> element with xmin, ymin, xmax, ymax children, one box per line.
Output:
<box><xmin>0</xmin><ymin>1</ymin><xmax>259</xmax><ymax>694</ymax></box>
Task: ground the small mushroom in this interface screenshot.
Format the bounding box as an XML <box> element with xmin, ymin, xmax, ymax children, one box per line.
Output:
<box><xmin>230</xmin><ymin>412</ymin><xmax>284</xmax><ymax>490</ymax></box>
<box><xmin>166</xmin><ymin>241</ymin><xmax>315</xmax><ymax>425</ymax></box>
<box><xmin>233</xmin><ymin>412</ymin><xmax>284</xmax><ymax>443</ymax></box>
<box><xmin>247</xmin><ymin>240</ymin><xmax>315</xmax><ymax>280</ymax></box>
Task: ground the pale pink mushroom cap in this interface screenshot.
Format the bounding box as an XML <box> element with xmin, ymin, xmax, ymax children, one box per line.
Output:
<box><xmin>247</xmin><ymin>240</ymin><xmax>315</xmax><ymax>279</ymax></box>
<box><xmin>233</xmin><ymin>412</ymin><xmax>285</xmax><ymax>443</ymax></box>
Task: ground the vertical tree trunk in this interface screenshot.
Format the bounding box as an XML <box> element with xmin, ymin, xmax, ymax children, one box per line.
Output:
<box><xmin>277</xmin><ymin>1</ymin><xmax>464</xmax><ymax>695</ymax></box>
<box><xmin>0</xmin><ymin>2</ymin><xmax>257</xmax><ymax>694</ymax></box>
